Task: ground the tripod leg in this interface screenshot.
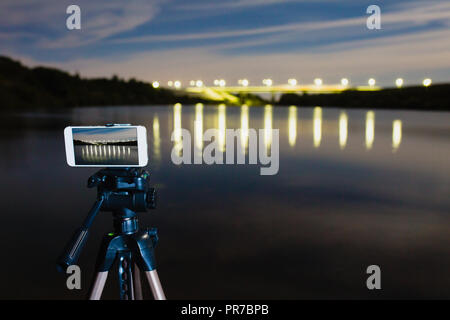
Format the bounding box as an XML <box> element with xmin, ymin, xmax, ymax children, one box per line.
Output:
<box><xmin>133</xmin><ymin>263</ymin><xmax>143</xmax><ymax>300</ymax></box>
<box><xmin>145</xmin><ymin>270</ymin><xmax>166</xmax><ymax>300</ymax></box>
<box><xmin>89</xmin><ymin>271</ymin><xmax>108</xmax><ymax>300</ymax></box>
<box><xmin>88</xmin><ymin>233</ymin><xmax>120</xmax><ymax>300</ymax></box>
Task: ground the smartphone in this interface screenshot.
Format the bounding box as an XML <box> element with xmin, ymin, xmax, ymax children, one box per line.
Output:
<box><xmin>64</xmin><ymin>125</ymin><xmax>148</xmax><ymax>167</ymax></box>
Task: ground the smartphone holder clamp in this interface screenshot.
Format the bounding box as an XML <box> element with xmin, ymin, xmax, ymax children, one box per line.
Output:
<box><xmin>57</xmin><ymin>168</ymin><xmax>165</xmax><ymax>300</ymax></box>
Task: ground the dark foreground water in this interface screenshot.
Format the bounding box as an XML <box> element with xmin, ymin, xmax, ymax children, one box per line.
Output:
<box><xmin>0</xmin><ymin>105</ymin><xmax>449</xmax><ymax>299</ymax></box>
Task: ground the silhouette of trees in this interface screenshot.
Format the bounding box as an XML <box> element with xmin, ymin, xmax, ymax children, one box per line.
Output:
<box><xmin>0</xmin><ymin>56</ymin><xmax>210</xmax><ymax>110</ymax></box>
<box><xmin>278</xmin><ymin>86</ymin><xmax>450</xmax><ymax>111</ymax></box>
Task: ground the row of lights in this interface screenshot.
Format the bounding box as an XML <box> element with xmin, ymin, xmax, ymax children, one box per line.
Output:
<box><xmin>152</xmin><ymin>78</ymin><xmax>433</xmax><ymax>89</ymax></box>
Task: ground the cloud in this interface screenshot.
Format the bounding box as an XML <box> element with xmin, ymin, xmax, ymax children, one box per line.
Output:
<box><xmin>0</xmin><ymin>0</ymin><xmax>163</xmax><ymax>48</ymax></box>
<box><xmin>1</xmin><ymin>0</ymin><xmax>449</xmax><ymax>85</ymax></box>
<box><xmin>113</xmin><ymin>1</ymin><xmax>450</xmax><ymax>47</ymax></box>
<box><xmin>175</xmin><ymin>0</ymin><xmax>325</xmax><ymax>11</ymax></box>
<box><xmin>36</xmin><ymin>27</ymin><xmax>449</xmax><ymax>87</ymax></box>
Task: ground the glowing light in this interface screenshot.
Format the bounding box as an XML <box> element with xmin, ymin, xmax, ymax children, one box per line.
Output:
<box><xmin>239</xmin><ymin>79</ymin><xmax>249</xmax><ymax>87</ymax></box>
<box><xmin>214</xmin><ymin>79</ymin><xmax>219</xmax><ymax>86</ymax></box>
<box><xmin>152</xmin><ymin>81</ymin><xmax>160</xmax><ymax>88</ymax></box>
<box><xmin>392</xmin><ymin>120</ymin><xmax>402</xmax><ymax>152</ymax></box>
<box><xmin>288</xmin><ymin>79</ymin><xmax>297</xmax><ymax>86</ymax></box>
<box><xmin>240</xmin><ymin>104</ymin><xmax>249</xmax><ymax>154</ymax></box>
<box><xmin>219</xmin><ymin>79</ymin><xmax>226</xmax><ymax>87</ymax></box>
<box><xmin>313</xmin><ymin>107</ymin><xmax>322</xmax><ymax>148</ymax></box>
<box><xmin>173</xmin><ymin>103</ymin><xmax>182</xmax><ymax>157</ymax></box>
<box><xmin>174</xmin><ymin>81</ymin><xmax>181</xmax><ymax>89</ymax></box>
<box><xmin>264</xmin><ymin>104</ymin><xmax>273</xmax><ymax>152</ymax></box>
<box><xmin>153</xmin><ymin>116</ymin><xmax>160</xmax><ymax>161</ymax></box>
<box><xmin>395</xmin><ymin>78</ymin><xmax>404</xmax><ymax>88</ymax></box>
<box><xmin>341</xmin><ymin>78</ymin><xmax>349</xmax><ymax>86</ymax></box>
<box><xmin>196</xmin><ymin>80</ymin><xmax>203</xmax><ymax>88</ymax></box>
<box><xmin>423</xmin><ymin>78</ymin><xmax>432</xmax><ymax>87</ymax></box>
<box><xmin>263</xmin><ymin>79</ymin><xmax>273</xmax><ymax>86</ymax></box>
<box><xmin>189</xmin><ymin>80</ymin><xmax>195</xmax><ymax>86</ymax></box>
<box><xmin>288</xmin><ymin>106</ymin><xmax>297</xmax><ymax>147</ymax></box>
<box><xmin>314</xmin><ymin>78</ymin><xmax>323</xmax><ymax>86</ymax></box>
<box><xmin>368</xmin><ymin>78</ymin><xmax>376</xmax><ymax>87</ymax></box>
<box><xmin>195</xmin><ymin>103</ymin><xmax>203</xmax><ymax>157</ymax></box>
<box><xmin>365</xmin><ymin>111</ymin><xmax>375</xmax><ymax>150</ymax></box>
<box><xmin>218</xmin><ymin>104</ymin><xmax>226</xmax><ymax>152</ymax></box>
<box><xmin>339</xmin><ymin>112</ymin><xmax>348</xmax><ymax>149</ymax></box>
<box><xmin>168</xmin><ymin>81</ymin><xmax>173</xmax><ymax>87</ymax></box>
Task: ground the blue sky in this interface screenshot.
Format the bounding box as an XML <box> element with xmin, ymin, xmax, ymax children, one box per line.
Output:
<box><xmin>0</xmin><ymin>0</ymin><xmax>449</xmax><ymax>86</ymax></box>
<box><xmin>73</xmin><ymin>127</ymin><xmax>136</xmax><ymax>141</ymax></box>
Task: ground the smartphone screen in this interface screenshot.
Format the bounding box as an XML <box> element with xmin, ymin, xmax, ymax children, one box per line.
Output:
<box><xmin>72</xmin><ymin>127</ymin><xmax>139</xmax><ymax>166</ymax></box>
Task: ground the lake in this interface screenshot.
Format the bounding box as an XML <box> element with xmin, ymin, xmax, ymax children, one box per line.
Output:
<box><xmin>0</xmin><ymin>104</ymin><xmax>449</xmax><ymax>299</ymax></box>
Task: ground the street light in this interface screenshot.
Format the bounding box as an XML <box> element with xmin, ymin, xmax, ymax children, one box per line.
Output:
<box><xmin>263</xmin><ymin>79</ymin><xmax>273</xmax><ymax>86</ymax></box>
<box><xmin>314</xmin><ymin>78</ymin><xmax>323</xmax><ymax>86</ymax></box>
<box><xmin>341</xmin><ymin>78</ymin><xmax>349</xmax><ymax>86</ymax></box>
<box><xmin>288</xmin><ymin>78</ymin><xmax>297</xmax><ymax>86</ymax></box>
<box><xmin>152</xmin><ymin>81</ymin><xmax>160</xmax><ymax>88</ymax></box>
<box><xmin>423</xmin><ymin>78</ymin><xmax>432</xmax><ymax>87</ymax></box>
<box><xmin>168</xmin><ymin>81</ymin><xmax>173</xmax><ymax>87</ymax></box>
<box><xmin>395</xmin><ymin>78</ymin><xmax>403</xmax><ymax>88</ymax></box>
<box><xmin>214</xmin><ymin>79</ymin><xmax>219</xmax><ymax>86</ymax></box>
<box><xmin>189</xmin><ymin>80</ymin><xmax>196</xmax><ymax>86</ymax></box>
<box><xmin>368</xmin><ymin>78</ymin><xmax>376</xmax><ymax>87</ymax></box>
<box><xmin>174</xmin><ymin>81</ymin><xmax>181</xmax><ymax>89</ymax></box>
<box><xmin>238</xmin><ymin>79</ymin><xmax>249</xmax><ymax>87</ymax></box>
<box><xmin>196</xmin><ymin>80</ymin><xmax>203</xmax><ymax>88</ymax></box>
<box><xmin>219</xmin><ymin>79</ymin><xmax>226</xmax><ymax>87</ymax></box>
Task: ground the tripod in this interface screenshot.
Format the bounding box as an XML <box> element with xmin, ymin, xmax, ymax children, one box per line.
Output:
<box><xmin>57</xmin><ymin>168</ymin><xmax>166</xmax><ymax>300</ymax></box>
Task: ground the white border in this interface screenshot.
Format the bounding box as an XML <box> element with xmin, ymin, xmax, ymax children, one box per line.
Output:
<box><xmin>64</xmin><ymin>125</ymin><xmax>148</xmax><ymax>167</ymax></box>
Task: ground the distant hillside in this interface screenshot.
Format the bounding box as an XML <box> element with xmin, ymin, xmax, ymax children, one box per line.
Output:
<box><xmin>278</xmin><ymin>85</ymin><xmax>450</xmax><ymax>111</ymax></box>
<box><xmin>0</xmin><ymin>56</ymin><xmax>209</xmax><ymax>110</ymax></box>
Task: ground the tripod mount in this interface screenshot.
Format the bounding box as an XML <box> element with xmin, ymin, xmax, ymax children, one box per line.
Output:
<box><xmin>57</xmin><ymin>168</ymin><xmax>165</xmax><ymax>300</ymax></box>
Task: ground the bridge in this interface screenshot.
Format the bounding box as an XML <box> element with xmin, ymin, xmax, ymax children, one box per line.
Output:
<box><xmin>183</xmin><ymin>83</ymin><xmax>381</xmax><ymax>103</ymax></box>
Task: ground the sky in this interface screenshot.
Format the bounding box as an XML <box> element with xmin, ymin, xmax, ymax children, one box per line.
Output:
<box><xmin>73</xmin><ymin>127</ymin><xmax>137</xmax><ymax>142</ymax></box>
<box><xmin>0</xmin><ymin>0</ymin><xmax>449</xmax><ymax>87</ymax></box>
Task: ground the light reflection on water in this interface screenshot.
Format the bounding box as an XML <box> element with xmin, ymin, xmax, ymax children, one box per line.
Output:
<box><xmin>392</xmin><ymin>119</ymin><xmax>402</xmax><ymax>152</ymax></box>
<box><xmin>152</xmin><ymin>116</ymin><xmax>160</xmax><ymax>161</ymax></box>
<box><xmin>166</xmin><ymin>104</ymin><xmax>403</xmax><ymax>157</ymax></box>
<box><xmin>288</xmin><ymin>106</ymin><xmax>297</xmax><ymax>148</ymax></box>
<box><xmin>339</xmin><ymin>111</ymin><xmax>348</xmax><ymax>149</ymax></box>
<box><xmin>313</xmin><ymin>106</ymin><xmax>322</xmax><ymax>148</ymax></box>
<box><xmin>365</xmin><ymin>110</ymin><xmax>375</xmax><ymax>150</ymax></box>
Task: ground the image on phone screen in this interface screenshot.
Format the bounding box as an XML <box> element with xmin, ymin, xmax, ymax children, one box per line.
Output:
<box><xmin>72</xmin><ymin>127</ymin><xmax>139</xmax><ymax>166</ymax></box>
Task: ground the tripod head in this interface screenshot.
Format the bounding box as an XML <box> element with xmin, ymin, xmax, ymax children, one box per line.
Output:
<box><xmin>88</xmin><ymin>168</ymin><xmax>156</xmax><ymax>213</ymax></box>
<box><xmin>57</xmin><ymin>168</ymin><xmax>157</xmax><ymax>272</ymax></box>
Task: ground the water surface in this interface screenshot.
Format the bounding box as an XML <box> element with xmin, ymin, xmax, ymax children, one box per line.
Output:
<box><xmin>0</xmin><ymin>105</ymin><xmax>449</xmax><ymax>299</ymax></box>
